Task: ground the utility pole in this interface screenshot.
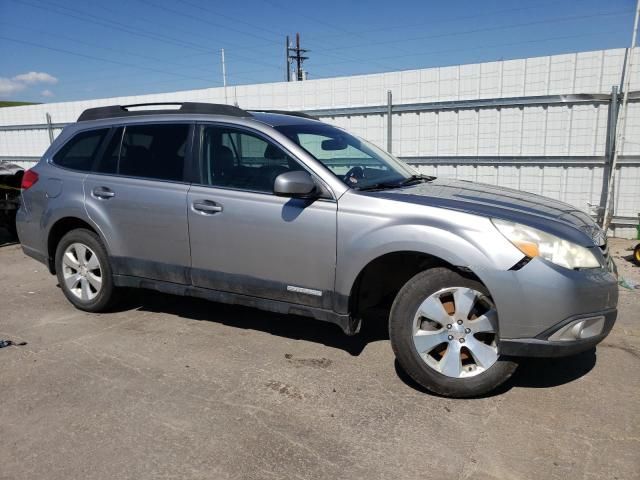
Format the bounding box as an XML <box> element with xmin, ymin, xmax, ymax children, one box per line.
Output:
<box><xmin>285</xmin><ymin>35</ymin><xmax>291</xmax><ymax>82</ymax></box>
<box><xmin>221</xmin><ymin>48</ymin><xmax>228</xmax><ymax>103</ymax></box>
<box><xmin>603</xmin><ymin>0</ymin><xmax>640</xmax><ymax>232</ymax></box>
<box><xmin>286</xmin><ymin>32</ymin><xmax>309</xmax><ymax>81</ymax></box>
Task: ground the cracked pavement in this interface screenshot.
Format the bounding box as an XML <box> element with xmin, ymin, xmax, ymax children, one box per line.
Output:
<box><xmin>1</xmin><ymin>234</ymin><xmax>639</xmax><ymax>480</ymax></box>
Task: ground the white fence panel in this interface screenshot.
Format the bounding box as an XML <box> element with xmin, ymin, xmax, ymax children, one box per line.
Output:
<box><xmin>1</xmin><ymin>48</ymin><xmax>639</xmax><ymax>237</ymax></box>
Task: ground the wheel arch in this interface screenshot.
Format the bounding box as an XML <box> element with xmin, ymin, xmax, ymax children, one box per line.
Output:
<box><xmin>345</xmin><ymin>249</ymin><xmax>485</xmax><ymax>322</ymax></box>
<box><xmin>46</xmin><ymin>216</ymin><xmax>107</xmax><ymax>274</ymax></box>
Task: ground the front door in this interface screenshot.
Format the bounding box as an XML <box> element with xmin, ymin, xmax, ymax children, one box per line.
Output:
<box><xmin>187</xmin><ymin>124</ymin><xmax>337</xmax><ymax>309</ymax></box>
<box><xmin>84</xmin><ymin>123</ymin><xmax>193</xmax><ymax>284</ymax></box>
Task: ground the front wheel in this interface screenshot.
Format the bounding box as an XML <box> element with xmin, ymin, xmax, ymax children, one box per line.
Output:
<box><xmin>389</xmin><ymin>267</ymin><xmax>518</xmax><ymax>398</ymax></box>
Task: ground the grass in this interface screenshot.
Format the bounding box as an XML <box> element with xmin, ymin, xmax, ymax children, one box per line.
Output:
<box><xmin>0</xmin><ymin>101</ymin><xmax>38</xmax><ymax>108</ymax></box>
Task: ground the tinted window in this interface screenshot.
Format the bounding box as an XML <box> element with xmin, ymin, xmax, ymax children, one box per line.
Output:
<box><xmin>53</xmin><ymin>129</ymin><xmax>108</xmax><ymax>171</ymax></box>
<box><xmin>117</xmin><ymin>124</ymin><xmax>189</xmax><ymax>182</ymax></box>
<box><xmin>94</xmin><ymin>127</ymin><xmax>123</xmax><ymax>175</ymax></box>
<box><xmin>201</xmin><ymin>126</ymin><xmax>302</xmax><ymax>192</ymax></box>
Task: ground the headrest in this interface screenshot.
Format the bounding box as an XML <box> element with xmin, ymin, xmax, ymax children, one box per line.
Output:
<box><xmin>264</xmin><ymin>144</ymin><xmax>286</xmax><ymax>161</ymax></box>
<box><xmin>215</xmin><ymin>145</ymin><xmax>235</xmax><ymax>162</ymax></box>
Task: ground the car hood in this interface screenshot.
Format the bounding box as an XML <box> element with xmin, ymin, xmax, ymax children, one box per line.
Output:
<box><xmin>365</xmin><ymin>178</ymin><xmax>605</xmax><ymax>247</ymax></box>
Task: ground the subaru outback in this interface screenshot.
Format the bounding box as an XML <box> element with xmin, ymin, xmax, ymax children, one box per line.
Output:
<box><xmin>16</xmin><ymin>102</ymin><xmax>618</xmax><ymax>397</ymax></box>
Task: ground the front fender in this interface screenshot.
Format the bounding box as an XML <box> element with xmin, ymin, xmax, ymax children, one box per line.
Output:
<box><xmin>334</xmin><ymin>192</ymin><xmax>523</xmax><ymax>313</ymax></box>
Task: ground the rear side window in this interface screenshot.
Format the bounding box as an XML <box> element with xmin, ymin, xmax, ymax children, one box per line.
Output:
<box><xmin>117</xmin><ymin>124</ymin><xmax>189</xmax><ymax>182</ymax></box>
<box><xmin>53</xmin><ymin>129</ymin><xmax>108</xmax><ymax>171</ymax></box>
<box><xmin>94</xmin><ymin>127</ymin><xmax>123</xmax><ymax>175</ymax></box>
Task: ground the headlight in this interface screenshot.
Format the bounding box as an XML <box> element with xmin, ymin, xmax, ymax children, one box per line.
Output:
<box><xmin>492</xmin><ymin>219</ymin><xmax>600</xmax><ymax>269</ymax></box>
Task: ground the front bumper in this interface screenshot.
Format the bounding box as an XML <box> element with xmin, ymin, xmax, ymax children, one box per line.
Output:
<box><xmin>498</xmin><ymin>308</ymin><xmax>617</xmax><ymax>357</ymax></box>
<box><xmin>477</xmin><ymin>255</ymin><xmax>618</xmax><ymax>356</ymax></box>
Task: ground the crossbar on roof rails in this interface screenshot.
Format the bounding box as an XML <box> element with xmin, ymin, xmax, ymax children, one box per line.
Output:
<box><xmin>250</xmin><ymin>109</ymin><xmax>318</xmax><ymax>120</ymax></box>
<box><xmin>77</xmin><ymin>102</ymin><xmax>251</xmax><ymax>122</ymax></box>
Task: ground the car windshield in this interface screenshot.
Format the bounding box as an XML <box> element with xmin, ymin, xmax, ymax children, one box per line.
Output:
<box><xmin>274</xmin><ymin>123</ymin><xmax>419</xmax><ymax>189</ymax></box>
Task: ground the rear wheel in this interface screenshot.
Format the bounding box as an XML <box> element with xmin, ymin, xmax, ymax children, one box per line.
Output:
<box><xmin>633</xmin><ymin>243</ymin><xmax>640</xmax><ymax>266</ymax></box>
<box><xmin>55</xmin><ymin>228</ymin><xmax>118</xmax><ymax>312</ymax></box>
<box><xmin>389</xmin><ymin>267</ymin><xmax>518</xmax><ymax>398</ymax></box>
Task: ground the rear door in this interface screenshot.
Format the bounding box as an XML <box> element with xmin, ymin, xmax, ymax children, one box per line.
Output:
<box><xmin>187</xmin><ymin>123</ymin><xmax>337</xmax><ymax>309</ymax></box>
<box><xmin>84</xmin><ymin>122</ymin><xmax>193</xmax><ymax>284</ymax></box>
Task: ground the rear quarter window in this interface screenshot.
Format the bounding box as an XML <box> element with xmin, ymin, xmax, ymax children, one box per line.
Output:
<box><xmin>53</xmin><ymin>129</ymin><xmax>108</xmax><ymax>171</ymax></box>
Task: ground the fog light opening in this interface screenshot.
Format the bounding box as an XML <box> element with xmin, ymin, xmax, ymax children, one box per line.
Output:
<box><xmin>548</xmin><ymin>316</ymin><xmax>605</xmax><ymax>342</ymax></box>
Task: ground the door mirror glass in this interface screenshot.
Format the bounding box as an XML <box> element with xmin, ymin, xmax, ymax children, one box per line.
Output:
<box><xmin>273</xmin><ymin>171</ymin><xmax>317</xmax><ymax>198</ymax></box>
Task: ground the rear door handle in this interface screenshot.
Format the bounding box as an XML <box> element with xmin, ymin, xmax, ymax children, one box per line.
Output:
<box><xmin>192</xmin><ymin>200</ymin><xmax>223</xmax><ymax>214</ymax></box>
<box><xmin>92</xmin><ymin>187</ymin><xmax>115</xmax><ymax>199</ymax></box>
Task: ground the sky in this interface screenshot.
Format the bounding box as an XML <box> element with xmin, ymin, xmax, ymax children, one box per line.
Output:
<box><xmin>0</xmin><ymin>0</ymin><xmax>637</xmax><ymax>102</ymax></box>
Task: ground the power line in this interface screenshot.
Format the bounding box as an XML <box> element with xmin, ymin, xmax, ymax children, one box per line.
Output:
<box><xmin>0</xmin><ymin>34</ymin><xmax>219</xmax><ymax>83</ymax></box>
<box><xmin>297</xmin><ymin>9</ymin><xmax>631</xmax><ymax>74</ymax></box>
<box><xmin>14</xmin><ymin>0</ymin><xmax>283</xmax><ymax>68</ymax></box>
<box><xmin>11</xmin><ymin>0</ymin><xmax>211</xmax><ymax>52</ymax></box>
<box><xmin>309</xmin><ymin>30</ymin><xmax>625</xmax><ymax>80</ymax></box>
<box><xmin>174</xmin><ymin>0</ymin><xmax>283</xmax><ymax>37</ymax></box>
<box><xmin>0</xmin><ymin>21</ymin><xmax>217</xmax><ymax>74</ymax></box>
<box><xmin>310</xmin><ymin>28</ymin><xmax>625</xmax><ymax>71</ymax></box>
<box><xmin>4</xmin><ymin>1</ymin><xmax>630</xmax><ymax>99</ymax></box>
<box><xmin>9</xmin><ymin>0</ymin><xmax>284</xmax><ymax>75</ymax></box>
<box><xmin>135</xmin><ymin>0</ymin><xmax>282</xmax><ymax>47</ymax></box>
<box><xmin>262</xmin><ymin>0</ymin><xmax>366</xmax><ymax>39</ymax></box>
<box><xmin>58</xmin><ymin>0</ymin><xmax>284</xmax><ymax>69</ymax></box>
<box><xmin>86</xmin><ymin>0</ymin><xmax>276</xmax><ymax>54</ymax></box>
<box><xmin>311</xmin><ymin>9</ymin><xmax>634</xmax><ymax>53</ymax></box>
<box><xmin>261</xmin><ymin>0</ymin><xmax>396</xmax><ymax>71</ymax></box>
<box><xmin>302</xmin><ymin>0</ymin><xmax>565</xmax><ymax>43</ymax></box>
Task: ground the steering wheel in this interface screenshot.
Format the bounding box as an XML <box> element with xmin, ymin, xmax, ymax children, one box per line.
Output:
<box><xmin>343</xmin><ymin>166</ymin><xmax>365</xmax><ymax>185</ymax></box>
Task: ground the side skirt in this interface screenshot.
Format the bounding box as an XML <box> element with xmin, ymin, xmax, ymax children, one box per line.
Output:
<box><xmin>113</xmin><ymin>274</ymin><xmax>361</xmax><ymax>335</ymax></box>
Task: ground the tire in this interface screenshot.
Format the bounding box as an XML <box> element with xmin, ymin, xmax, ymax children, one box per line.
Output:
<box><xmin>389</xmin><ymin>267</ymin><xmax>518</xmax><ymax>398</ymax></box>
<box><xmin>633</xmin><ymin>244</ymin><xmax>640</xmax><ymax>266</ymax></box>
<box><xmin>55</xmin><ymin>228</ymin><xmax>119</xmax><ymax>312</ymax></box>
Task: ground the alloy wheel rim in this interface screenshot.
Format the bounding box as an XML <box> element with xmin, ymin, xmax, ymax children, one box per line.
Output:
<box><xmin>61</xmin><ymin>243</ymin><xmax>102</xmax><ymax>301</ymax></box>
<box><xmin>412</xmin><ymin>287</ymin><xmax>498</xmax><ymax>378</ymax></box>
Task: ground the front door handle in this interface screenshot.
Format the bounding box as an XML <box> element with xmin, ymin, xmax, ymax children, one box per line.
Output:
<box><xmin>92</xmin><ymin>187</ymin><xmax>115</xmax><ymax>199</ymax></box>
<box><xmin>192</xmin><ymin>200</ymin><xmax>223</xmax><ymax>214</ymax></box>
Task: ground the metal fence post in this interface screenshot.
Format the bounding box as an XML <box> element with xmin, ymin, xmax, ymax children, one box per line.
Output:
<box><xmin>45</xmin><ymin>113</ymin><xmax>54</xmax><ymax>145</ymax></box>
<box><xmin>598</xmin><ymin>86</ymin><xmax>619</xmax><ymax>226</ymax></box>
<box><xmin>387</xmin><ymin>90</ymin><xmax>392</xmax><ymax>153</ymax></box>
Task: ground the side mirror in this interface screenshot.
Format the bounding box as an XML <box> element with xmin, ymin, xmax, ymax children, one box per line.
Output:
<box><xmin>321</xmin><ymin>138</ymin><xmax>348</xmax><ymax>150</ymax></box>
<box><xmin>273</xmin><ymin>171</ymin><xmax>317</xmax><ymax>198</ymax></box>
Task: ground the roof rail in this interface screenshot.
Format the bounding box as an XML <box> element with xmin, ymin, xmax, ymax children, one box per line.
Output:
<box><xmin>77</xmin><ymin>102</ymin><xmax>251</xmax><ymax>122</ymax></box>
<box><xmin>250</xmin><ymin>109</ymin><xmax>318</xmax><ymax>120</ymax></box>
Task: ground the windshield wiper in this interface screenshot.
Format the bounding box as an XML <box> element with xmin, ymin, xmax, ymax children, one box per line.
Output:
<box><xmin>356</xmin><ymin>181</ymin><xmax>403</xmax><ymax>191</ymax></box>
<box><xmin>356</xmin><ymin>174</ymin><xmax>436</xmax><ymax>191</ymax></box>
<box><xmin>397</xmin><ymin>174</ymin><xmax>437</xmax><ymax>185</ymax></box>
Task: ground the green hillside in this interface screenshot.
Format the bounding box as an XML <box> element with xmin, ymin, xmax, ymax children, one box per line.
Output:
<box><xmin>0</xmin><ymin>101</ymin><xmax>38</xmax><ymax>108</ymax></box>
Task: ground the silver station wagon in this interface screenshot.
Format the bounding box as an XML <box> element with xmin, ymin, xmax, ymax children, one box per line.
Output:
<box><xmin>17</xmin><ymin>102</ymin><xmax>618</xmax><ymax>397</ymax></box>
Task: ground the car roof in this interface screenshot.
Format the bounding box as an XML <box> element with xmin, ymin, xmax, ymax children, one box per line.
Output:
<box><xmin>249</xmin><ymin>111</ymin><xmax>321</xmax><ymax>127</ymax></box>
<box><xmin>74</xmin><ymin>102</ymin><xmax>320</xmax><ymax>128</ymax></box>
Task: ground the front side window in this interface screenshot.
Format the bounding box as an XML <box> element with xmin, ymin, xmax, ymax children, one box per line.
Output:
<box><xmin>116</xmin><ymin>124</ymin><xmax>189</xmax><ymax>182</ymax></box>
<box><xmin>275</xmin><ymin>123</ymin><xmax>417</xmax><ymax>189</ymax></box>
<box><xmin>53</xmin><ymin>128</ymin><xmax>108</xmax><ymax>171</ymax></box>
<box><xmin>200</xmin><ymin>126</ymin><xmax>303</xmax><ymax>193</ymax></box>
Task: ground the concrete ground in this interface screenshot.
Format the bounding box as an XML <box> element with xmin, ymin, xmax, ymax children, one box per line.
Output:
<box><xmin>0</xmin><ymin>229</ymin><xmax>638</xmax><ymax>480</ymax></box>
